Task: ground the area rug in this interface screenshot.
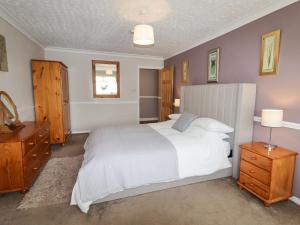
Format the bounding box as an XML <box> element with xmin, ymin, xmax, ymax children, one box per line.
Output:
<box><xmin>18</xmin><ymin>155</ymin><xmax>83</xmax><ymax>209</ymax></box>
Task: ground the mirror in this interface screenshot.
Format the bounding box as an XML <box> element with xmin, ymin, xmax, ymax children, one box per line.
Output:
<box><xmin>92</xmin><ymin>60</ymin><xmax>120</xmax><ymax>98</ymax></box>
<box><xmin>0</xmin><ymin>91</ymin><xmax>24</xmax><ymax>133</ymax></box>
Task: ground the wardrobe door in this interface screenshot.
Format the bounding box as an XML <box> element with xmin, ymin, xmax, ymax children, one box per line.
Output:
<box><xmin>32</xmin><ymin>61</ymin><xmax>50</xmax><ymax>122</ymax></box>
<box><xmin>48</xmin><ymin>62</ymin><xmax>65</xmax><ymax>144</ymax></box>
<box><xmin>61</xmin><ymin>66</ymin><xmax>71</xmax><ymax>137</ymax></box>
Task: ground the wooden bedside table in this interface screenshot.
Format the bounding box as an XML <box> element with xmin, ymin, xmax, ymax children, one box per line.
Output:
<box><xmin>237</xmin><ymin>142</ymin><xmax>297</xmax><ymax>206</ymax></box>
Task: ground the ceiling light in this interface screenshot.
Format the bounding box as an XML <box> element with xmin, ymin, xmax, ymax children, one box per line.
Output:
<box><xmin>133</xmin><ymin>24</ymin><xmax>154</xmax><ymax>46</ymax></box>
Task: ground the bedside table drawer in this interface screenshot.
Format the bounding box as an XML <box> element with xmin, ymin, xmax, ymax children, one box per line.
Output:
<box><xmin>240</xmin><ymin>160</ymin><xmax>271</xmax><ymax>185</ymax></box>
<box><xmin>241</xmin><ymin>149</ymin><xmax>272</xmax><ymax>171</ymax></box>
<box><xmin>239</xmin><ymin>172</ymin><xmax>270</xmax><ymax>200</ymax></box>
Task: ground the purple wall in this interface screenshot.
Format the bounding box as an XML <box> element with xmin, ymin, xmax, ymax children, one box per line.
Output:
<box><xmin>165</xmin><ymin>2</ymin><xmax>300</xmax><ymax>198</ymax></box>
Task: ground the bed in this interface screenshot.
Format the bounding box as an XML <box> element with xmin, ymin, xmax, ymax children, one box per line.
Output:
<box><xmin>71</xmin><ymin>83</ymin><xmax>256</xmax><ymax>213</ymax></box>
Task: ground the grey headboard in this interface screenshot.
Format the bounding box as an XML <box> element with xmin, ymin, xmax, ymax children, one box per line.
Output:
<box><xmin>180</xmin><ymin>83</ymin><xmax>256</xmax><ymax>178</ymax></box>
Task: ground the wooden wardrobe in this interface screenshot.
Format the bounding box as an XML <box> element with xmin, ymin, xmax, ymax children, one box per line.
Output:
<box><xmin>31</xmin><ymin>60</ymin><xmax>71</xmax><ymax>145</ymax></box>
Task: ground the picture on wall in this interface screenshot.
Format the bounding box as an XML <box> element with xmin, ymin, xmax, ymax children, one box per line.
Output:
<box><xmin>259</xmin><ymin>29</ymin><xmax>281</xmax><ymax>76</ymax></box>
<box><xmin>208</xmin><ymin>48</ymin><xmax>219</xmax><ymax>83</ymax></box>
<box><xmin>182</xmin><ymin>60</ymin><xmax>189</xmax><ymax>83</ymax></box>
<box><xmin>0</xmin><ymin>34</ymin><xmax>8</xmax><ymax>72</ymax></box>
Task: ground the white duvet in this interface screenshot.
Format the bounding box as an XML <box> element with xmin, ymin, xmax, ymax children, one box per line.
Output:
<box><xmin>71</xmin><ymin>120</ymin><xmax>232</xmax><ymax>212</ymax></box>
<box><xmin>148</xmin><ymin>120</ymin><xmax>232</xmax><ymax>178</ymax></box>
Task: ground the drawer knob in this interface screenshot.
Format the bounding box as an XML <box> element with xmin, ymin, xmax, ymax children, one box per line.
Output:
<box><xmin>44</xmin><ymin>140</ymin><xmax>49</xmax><ymax>144</ymax></box>
<box><xmin>250</xmin><ymin>157</ymin><xmax>257</xmax><ymax>160</ymax></box>
<box><xmin>28</xmin><ymin>142</ymin><xmax>34</xmax><ymax>146</ymax></box>
<box><xmin>45</xmin><ymin>152</ymin><xmax>50</xmax><ymax>155</ymax></box>
<box><xmin>39</xmin><ymin>134</ymin><xmax>43</xmax><ymax>138</ymax></box>
<box><xmin>249</xmin><ymin>183</ymin><xmax>254</xmax><ymax>186</ymax></box>
<box><xmin>32</xmin><ymin>154</ymin><xmax>37</xmax><ymax>157</ymax></box>
<box><xmin>249</xmin><ymin>170</ymin><xmax>255</xmax><ymax>174</ymax></box>
<box><xmin>33</xmin><ymin>167</ymin><xmax>38</xmax><ymax>171</ymax></box>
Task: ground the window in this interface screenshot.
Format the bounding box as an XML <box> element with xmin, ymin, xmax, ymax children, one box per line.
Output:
<box><xmin>92</xmin><ymin>60</ymin><xmax>120</xmax><ymax>98</ymax></box>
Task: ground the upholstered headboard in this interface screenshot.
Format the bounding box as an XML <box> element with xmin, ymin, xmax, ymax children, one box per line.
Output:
<box><xmin>180</xmin><ymin>83</ymin><xmax>256</xmax><ymax>178</ymax></box>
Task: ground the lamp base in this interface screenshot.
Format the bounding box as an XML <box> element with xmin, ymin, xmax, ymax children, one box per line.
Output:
<box><xmin>264</xmin><ymin>143</ymin><xmax>277</xmax><ymax>152</ymax></box>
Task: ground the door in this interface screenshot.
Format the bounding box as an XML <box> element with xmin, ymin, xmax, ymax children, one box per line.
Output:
<box><xmin>159</xmin><ymin>65</ymin><xmax>174</xmax><ymax>121</ymax></box>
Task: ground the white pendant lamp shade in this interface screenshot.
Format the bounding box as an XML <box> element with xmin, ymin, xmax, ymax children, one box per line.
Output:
<box><xmin>133</xmin><ymin>24</ymin><xmax>154</xmax><ymax>46</ymax></box>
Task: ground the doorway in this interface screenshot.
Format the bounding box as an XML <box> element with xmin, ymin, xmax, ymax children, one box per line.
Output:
<box><xmin>139</xmin><ymin>68</ymin><xmax>160</xmax><ymax>124</ymax></box>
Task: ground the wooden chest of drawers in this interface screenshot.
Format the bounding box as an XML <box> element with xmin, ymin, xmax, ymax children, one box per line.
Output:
<box><xmin>0</xmin><ymin>122</ymin><xmax>51</xmax><ymax>193</ymax></box>
<box><xmin>237</xmin><ymin>142</ymin><xmax>297</xmax><ymax>206</ymax></box>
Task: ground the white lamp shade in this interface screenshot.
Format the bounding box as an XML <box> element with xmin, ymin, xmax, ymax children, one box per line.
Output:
<box><xmin>133</xmin><ymin>25</ymin><xmax>154</xmax><ymax>46</ymax></box>
<box><xmin>173</xmin><ymin>99</ymin><xmax>180</xmax><ymax>107</ymax></box>
<box><xmin>261</xmin><ymin>109</ymin><xmax>283</xmax><ymax>127</ymax></box>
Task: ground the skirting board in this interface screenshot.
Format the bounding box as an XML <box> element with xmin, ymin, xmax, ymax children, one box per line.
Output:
<box><xmin>290</xmin><ymin>196</ymin><xmax>300</xmax><ymax>205</ymax></box>
<box><xmin>71</xmin><ymin>130</ymin><xmax>90</xmax><ymax>134</ymax></box>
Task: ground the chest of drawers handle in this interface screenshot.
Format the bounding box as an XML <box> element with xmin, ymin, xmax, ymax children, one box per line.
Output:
<box><xmin>45</xmin><ymin>151</ymin><xmax>50</xmax><ymax>155</ymax></box>
<box><xmin>250</xmin><ymin>156</ymin><xmax>257</xmax><ymax>160</ymax></box>
<box><xmin>44</xmin><ymin>140</ymin><xmax>49</xmax><ymax>144</ymax></box>
<box><xmin>249</xmin><ymin>170</ymin><xmax>256</xmax><ymax>174</ymax></box>
<box><xmin>32</xmin><ymin>154</ymin><xmax>37</xmax><ymax>158</ymax></box>
<box><xmin>32</xmin><ymin>167</ymin><xmax>38</xmax><ymax>171</ymax></box>
<box><xmin>39</xmin><ymin>134</ymin><xmax>43</xmax><ymax>138</ymax></box>
<box><xmin>28</xmin><ymin>142</ymin><xmax>35</xmax><ymax>146</ymax></box>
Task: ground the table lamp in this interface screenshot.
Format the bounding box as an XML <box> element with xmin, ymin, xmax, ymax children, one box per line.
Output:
<box><xmin>261</xmin><ymin>109</ymin><xmax>283</xmax><ymax>151</ymax></box>
<box><xmin>173</xmin><ymin>99</ymin><xmax>180</xmax><ymax>108</ymax></box>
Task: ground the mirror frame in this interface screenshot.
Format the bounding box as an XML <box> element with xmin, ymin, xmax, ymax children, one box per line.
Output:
<box><xmin>92</xmin><ymin>60</ymin><xmax>120</xmax><ymax>98</ymax></box>
<box><xmin>0</xmin><ymin>91</ymin><xmax>23</xmax><ymax>133</ymax></box>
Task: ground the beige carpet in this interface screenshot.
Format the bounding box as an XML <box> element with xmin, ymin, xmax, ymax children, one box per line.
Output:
<box><xmin>18</xmin><ymin>155</ymin><xmax>83</xmax><ymax>209</ymax></box>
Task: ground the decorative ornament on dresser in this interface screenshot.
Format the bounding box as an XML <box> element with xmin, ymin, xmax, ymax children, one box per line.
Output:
<box><xmin>208</xmin><ymin>48</ymin><xmax>220</xmax><ymax>83</ymax></box>
<box><xmin>259</xmin><ymin>29</ymin><xmax>281</xmax><ymax>75</ymax></box>
<box><xmin>0</xmin><ymin>91</ymin><xmax>24</xmax><ymax>133</ymax></box>
<box><xmin>182</xmin><ymin>60</ymin><xmax>189</xmax><ymax>83</ymax></box>
<box><xmin>0</xmin><ymin>34</ymin><xmax>8</xmax><ymax>72</ymax></box>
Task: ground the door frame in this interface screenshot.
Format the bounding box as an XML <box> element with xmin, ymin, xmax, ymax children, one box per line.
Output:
<box><xmin>137</xmin><ymin>66</ymin><xmax>163</xmax><ymax>124</ymax></box>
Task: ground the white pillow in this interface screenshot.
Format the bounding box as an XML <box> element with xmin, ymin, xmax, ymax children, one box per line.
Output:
<box><xmin>218</xmin><ymin>133</ymin><xmax>230</xmax><ymax>140</ymax></box>
<box><xmin>192</xmin><ymin>117</ymin><xmax>234</xmax><ymax>133</ymax></box>
<box><xmin>168</xmin><ymin>113</ymin><xmax>181</xmax><ymax>120</ymax></box>
<box><xmin>184</xmin><ymin>126</ymin><xmax>230</xmax><ymax>139</ymax></box>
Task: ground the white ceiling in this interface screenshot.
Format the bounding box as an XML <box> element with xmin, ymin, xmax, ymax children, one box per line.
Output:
<box><xmin>0</xmin><ymin>0</ymin><xmax>297</xmax><ymax>58</ymax></box>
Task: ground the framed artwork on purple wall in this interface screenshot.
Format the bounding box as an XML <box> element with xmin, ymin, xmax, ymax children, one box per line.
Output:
<box><xmin>207</xmin><ymin>48</ymin><xmax>219</xmax><ymax>83</ymax></box>
<box><xmin>259</xmin><ymin>29</ymin><xmax>281</xmax><ymax>76</ymax></box>
<box><xmin>182</xmin><ymin>60</ymin><xmax>189</xmax><ymax>83</ymax></box>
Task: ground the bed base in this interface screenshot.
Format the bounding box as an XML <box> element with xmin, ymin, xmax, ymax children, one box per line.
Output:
<box><xmin>93</xmin><ymin>166</ymin><xmax>232</xmax><ymax>204</ymax></box>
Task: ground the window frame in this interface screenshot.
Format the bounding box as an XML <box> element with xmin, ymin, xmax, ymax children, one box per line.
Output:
<box><xmin>92</xmin><ymin>60</ymin><xmax>120</xmax><ymax>98</ymax></box>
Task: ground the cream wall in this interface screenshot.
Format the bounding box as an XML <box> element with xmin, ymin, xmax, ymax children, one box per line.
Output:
<box><xmin>0</xmin><ymin>17</ymin><xmax>44</xmax><ymax>121</ymax></box>
<box><xmin>44</xmin><ymin>48</ymin><xmax>164</xmax><ymax>132</ymax></box>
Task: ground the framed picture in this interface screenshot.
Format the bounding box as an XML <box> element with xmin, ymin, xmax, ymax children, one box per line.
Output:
<box><xmin>208</xmin><ymin>48</ymin><xmax>219</xmax><ymax>83</ymax></box>
<box><xmin>0</xmin><ymin>34</ymin><xmax>8</xmax><ymax>72</ymax></box>
<box><xmin>259</xmin><ymin>29</ymin><xmax>281</xmax><ymax>76</ymax></box>
<box><xmin>182</xmin><ymin>60</ymin><xmax>189</xmax><ymax>83</ymax></box>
